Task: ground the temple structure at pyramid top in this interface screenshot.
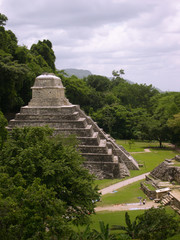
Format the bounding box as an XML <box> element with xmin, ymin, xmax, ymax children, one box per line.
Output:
<box><xmin>8</xmin><ymin>73</ymin><xmax>139</xmax><ymax>179</ymax></box>
<box><xmin>29</xmin><ymin>73</ymin><xmax>70</xmax><ymax>107</ymax></box>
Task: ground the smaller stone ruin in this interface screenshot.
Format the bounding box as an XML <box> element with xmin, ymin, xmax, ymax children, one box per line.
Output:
<box><xmin>141</xmin><ymin>156</ymin><xmax>180</xmax><ymax>214</ymax></box>
<box><xmin>151</xmin><ymin>157</ymin><xmax>180</xmax><ymax>184</ymax></box>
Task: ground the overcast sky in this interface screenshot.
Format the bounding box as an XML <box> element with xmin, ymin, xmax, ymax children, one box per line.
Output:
<box><xmin>1</xmin><ymin>0</ymin><xmax>180</xmax><ymax>91</ymax></box>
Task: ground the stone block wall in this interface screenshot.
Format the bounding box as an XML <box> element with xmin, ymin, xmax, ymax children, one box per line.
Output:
<box><xmin>140</xmin><ymin>182</ymin><xmax>156</xmax><ymax>199</ymax></box>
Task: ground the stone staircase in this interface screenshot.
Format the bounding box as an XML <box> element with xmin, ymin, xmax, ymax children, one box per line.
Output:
<box><xmin>7</xmin><ymin>73</ymin><xmax>139</xmax><ymax>179</ymax></box>
<box><xmin>171</xmin><ymin>206</ymin><xmax>180</xmax><ymax>215</ymax></box>
<box><xmin>161</xmin><ymin>192</ymin><xmax>180</xmax><ymax>215</ymax></box>
<box><xmin>161</xmin><ymin>193</ymin><xmax>174</xmax><ymax>206</ymax></box>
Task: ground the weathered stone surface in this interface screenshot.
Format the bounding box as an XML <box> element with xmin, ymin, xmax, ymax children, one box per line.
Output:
<box><xmin>28</xmin><ymin>73</ymin><xmax>70</xmax><ymax>107</ymax></box>
<box><xmin>7</xmin><ymin>73</ymin><xmax>139</xmax><ymax>179</ymax></box>
<box><xmin>174</xmin><ymin>155</ymin><xmax>180</xmax><ymax>162</ymax></box>
<box><xmin>140</xmin><ymin>182</ymin><xmax>156</xmax><ymax>199</ymax></box>
<box><xmin>151</xmin><ymin>161</ymin><xmax>180</xmax><ymax>184</ymax></box>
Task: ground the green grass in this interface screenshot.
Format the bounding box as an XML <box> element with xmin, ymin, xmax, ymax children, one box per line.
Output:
<box><xmin>142</xmin><ymin>181</ymin><xmax>156</xmax><ymax>191</ymax></box>
<box><xmin>74</xmin><ymin>210</ymin><xmax>145</xmax><ymax>233</ymax></box>
<box><xmin>116</xmin><ymin>139</ymin><xmax>160</xmax><ymax>152</ymax></box>
<box><xmin>131</xmin><ymin>149</ymin><xmax>177</xmax><ymax>175</ymax></box>
<box><xmin>73</xmin><ymin>206</ymin><xmax>179</xmax><ymax>234</ymax></box>
<box><xmin>89</xmin><ymin>210</ymin><xmax>144</xmax><ymax>230</ymax></box>
<box><xmin>167</xmin><ymin>233</ymin><xmax>180</xmax><ymax>240</ymax></box>
<box><xmin>75</xmin><ymin>207</ymin><xmax>179</xmax><ymax>233</ymax></box>
<box><xmin>97</xmin><ymin>180</ymin><xmax>147</xmax><ymax>207</ymax></box>
<box><xmin>91</xmin><ymin>206</ymin><xmax>178</xmax><ymax>230</ymax></box>
<box><xmin>94</xmin><ymin>178</ymin><xmax>126</xmax><ymax>189</ymax></box>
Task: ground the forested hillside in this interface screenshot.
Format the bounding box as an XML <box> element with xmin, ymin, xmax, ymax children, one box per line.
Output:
<box><xmin>0</xmin><ymin>13</ymin><xmax>180</xmax><ymax>147</ymax></box>
<box><xmin>0</xmin><ymin>13</ymin><xmax>56</xmax><ymax>116</ymax></box>
<box><xmin>58</xmin><ymin>71</ymin><xmax>180</xmax><ymax>147</ymax></box>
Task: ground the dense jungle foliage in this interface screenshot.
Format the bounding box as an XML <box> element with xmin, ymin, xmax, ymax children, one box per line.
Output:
<box><xmin>0</xmin><ymin>13</ymin><xmax>180</xmax><ymax>147</ymax></box>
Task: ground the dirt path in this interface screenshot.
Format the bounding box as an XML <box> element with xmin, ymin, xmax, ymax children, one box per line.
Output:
<box><xmin>130</xmin><ymin>148</ymin><xmax>151</xmax><ymax>154</ymax></box>
<box><xmin>95</xmin><ymin>201</ymin><xmax>159</xmax><ymax>212</ymax></box>
<box><xmin>99</xmin><ymin>172</ymin><xmax>150</xmax><ymax>195</ymax></box>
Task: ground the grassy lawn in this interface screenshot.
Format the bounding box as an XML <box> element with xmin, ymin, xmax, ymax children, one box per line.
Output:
<box><xmin>116</xmin><ymin>139</ymin><xmax>160</xmax><ymax>152</ymax></box>
<box><xmin>74</xmin><ymin>210</ymin><xmax>145</xmax><ymax>233</ymax></box>
<box><xmin>167</xmin><ymin>233</ymin><xmax>180</xmax><ymax>240</ymax></box>
<box><xmin>131</xmin><ymin>149</ymin><xmax>177</xmax><ymax>175</ymax></box>
<box><xmin>89</xmin><ymin>210</ymin><xmax>144</xmax><ymax>231</ymax></box>
<box><xmin>97</xmin><ymin>180</ymin><xmax>147</xmax><ymax>206</ymax></box>
<box><xmin>90</xmin><ymin>206</ymin><xmax>176</xmax><ymax>231</ymax></box>
<box><xmin>74</xmin><ymin>206</ymin><xmax>178</xmax><ymax>233</ymax></box>
<box><xmin>94</xmin><ymin>178</ymin><xmax>125</xmax><ymax>190</ymax></box>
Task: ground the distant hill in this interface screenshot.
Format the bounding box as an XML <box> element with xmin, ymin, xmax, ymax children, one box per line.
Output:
<box><xmin>63</xmin><ymin>68</ymin><xmax>134</xmax><ymax>84</ymax></box>
<box><xmin>63</xmin><ymin>68</ymin><xmax>162</xmax><ymax>92</ymax></box>
<box><xmin>109</xmin><ymin>76</ymin><xmax>134</xmax><ymax>84</ymax></box>
<box><xmin>63</xmin><ymin>68</ymin><xmax>92</xmax><ymax>79</ymax></box>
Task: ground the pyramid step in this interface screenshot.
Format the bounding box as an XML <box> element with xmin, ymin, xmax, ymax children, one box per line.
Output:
<box><xmin>20</xmin><ymin>105</ymin><xmax>77</xmax><ymax>115</ymax></box>
<box><xmin>9</xmin><ymin>118</ymin><xmax>87</xmax><ymax>129</ymax></box>
<box><xmin>55</xmin><ymin>124</ymin><xmax>94</xmax><ymax>137</ymax></box>
<box><xmin>83</xmin><ymin>161</ymin><xmax>120</xmax><ymax>179</ymax></box>
<box><xmin>108</xmin><ymin>148</ymin><xmax>112</xmax><ymax>155</ymax></box>
<box><xmin>79</xmin><ymin>139</ymin><xmax>108</xmax><ymax>154</ymax></box>
<box><xmin>15</xmin><ymin>111</ymin><xmax>80</xmax><ymax>121</ymax></box>
<box><xmin>77</xmin><ymin>132</ymin><xmax>100</xmax><ymax>145</ymax></box>
<box><xmin>99</xmin><ymin>139</ymin><xmax>107</xmax><ymax>147</ymax></box>
<box><xmin>81</xmin><ymin>153</ymin><xmax>114</xmax><ymax>162</ymax></box>
<box><xmin>113</xmin><ymin>156</ymin><xmax>119</xmax><ymax>163</ymax></box>
<box><xmin>79</xmin><ymin>144</ymin><xmax>108</xmax><ymax>154</ymax></box>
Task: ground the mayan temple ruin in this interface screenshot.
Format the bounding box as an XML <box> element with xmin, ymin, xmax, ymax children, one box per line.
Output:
<box><xmin>8</xmin><ymin>73</ymin><xmax>139</xmax><ymax>179</ymax></box>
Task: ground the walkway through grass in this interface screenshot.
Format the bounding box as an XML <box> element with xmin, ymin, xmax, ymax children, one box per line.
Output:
<box><xmin>97</xmin><ymin>180</ymin><xmax>147</xmax><ymax>207</ymax></box>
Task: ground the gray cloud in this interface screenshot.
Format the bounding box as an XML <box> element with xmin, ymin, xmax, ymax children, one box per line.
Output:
<box><xmin>1</xmin><ymin>0</ymin><xmax>180</xmax><ymax>91</ymax></box>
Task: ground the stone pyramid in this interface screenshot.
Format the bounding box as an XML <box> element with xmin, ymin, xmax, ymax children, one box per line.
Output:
<box><xmin>8</xmin><ymin>73</ymin><xmax>139</xmax><ymax>179</ymax></box>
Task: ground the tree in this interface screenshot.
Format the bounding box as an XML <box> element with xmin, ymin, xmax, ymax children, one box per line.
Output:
<box><xmin>136</xmin><ymin>207</ymin><xmax>179</xmax><ymax>240</ymax></box>
<box><xmin>0</xmin><ymin>111</ymin><xmax>7</xmax><ymax>148</ymax></box>
<box><xmin>149</xmin><ymin>93</ymin><xmax>180</xmax><ymax>147</ymax></box>
<box><xmin>112</xmin><ymin>69</ymin><xmax>125</xmax><ymax>78</ymax></box>
<box><xmin>85</xmin><ymin>75</ymin><xmax>111</xmax><ymax>92</ymax></box>
<box><xmin>111</xmin><ymin>212</ymin><xmax>138</xmax><ymax>239</ymax></box>
<box><xmin>70</xmin><ymin>221</ymin><xmax>118</xmax><ymax>240</ymax></box>
<box><xmin>93</xmin><ymin>104</ymin><xmax>130</xmax><ymax>139</ymax></box>
<box><xmin>0</xmin><ymin>176</ymin><xmax>68</xmax><ymax>240</ymax></box>
<box><xmin>0</xmin><ymin>51</ymin><xmax>29</xmax><ymax>113</ymax></box>
<box><xmin>0</xmin><ymin>126</ymin><xmax>99</xmax><ymax>239</ymax></box>
<box><xmin>111</xmin><ymin>208</ymin><xmax>180</xmax><ymax>240</ymax></box>
<box><xmin>0</xmin><ymin>13</ymin><xmax>8</xmax><ymax>26</ymax></box>
<box><xmin>168</xmin><ymin>112</ymin><xmax>180</xmax><ymax>146</ymax></box>
<box><xmin>30</xmin><ymin>40</ymin><xmax>56</xmax><ymax>71</ymax></box>
<box><xmin>60</xmin><ymin>74</ymin><xmax>105</xmax><ymax>114</ymax></box>
<box><xmin>0</xmin><ymin>17</ymin><xmax>57</xmax><ymax>115</ymax></box>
